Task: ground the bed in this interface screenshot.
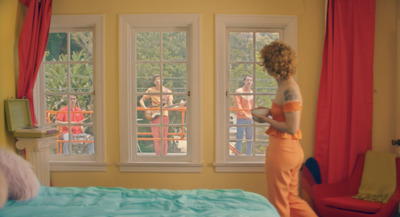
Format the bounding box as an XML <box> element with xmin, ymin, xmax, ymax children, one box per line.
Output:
<box><xmin>0</xmin><ymin>186</ymin><xmax>279</xmax><ymax>217</ymax></box>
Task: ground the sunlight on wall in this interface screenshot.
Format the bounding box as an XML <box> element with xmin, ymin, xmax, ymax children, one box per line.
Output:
<box><xmin>1</xmin><ymin>0</ymin><xmax>396</xmax><ymax>199</ymax></box>
<box><xmin>49</xmin><ymin>0</ymin><xmax>326</xmax><ymax>198</ymax></box>
<box><xmin>0</xmin><ymin>0</ymin><xmax>23</xmax><ymax>148</ymax></box>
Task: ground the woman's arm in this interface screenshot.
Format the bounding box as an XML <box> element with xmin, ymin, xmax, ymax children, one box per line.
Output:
<box><xmin>252</xmin><ymin>88</ymin><xmax>301</xmax><ymax>135</ymax></box>
<box><xmin>252</xmin><ymin>111</ymin><xmax>300</xmax><ymax>135</ymax></box>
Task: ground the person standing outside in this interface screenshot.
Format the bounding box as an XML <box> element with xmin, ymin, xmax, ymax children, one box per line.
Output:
<box><xmin>139</xmin><ymin>74</ymin><xmax>176</xmax><ymax>156</ymax></box>
<box><xmin>252</xmin><ymin>41</ymin><xmax>317</xmax><ymax>217</ymax></box>
<box><xmin>234</xmin><ymin>75</ymin><xmax>254</xmax><ymax>155</ymax></box>
<box><xmin>56</xmin><ymin>95</ymin><xmax>85</xmax><ymax>155</ymax></box>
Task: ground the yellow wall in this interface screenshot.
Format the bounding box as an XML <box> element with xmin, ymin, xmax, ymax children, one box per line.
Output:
<box><xmin>0</xmin><ymin>0</ymin><xmax>22</xmax><ymax>149</ymax></box>
<box><xmin>397</xmin><ymin>1</ymin><xmax>400</xmax><ymax>140</ymax></box>
<box><xmin>0</xmin><ymin>0</ymin><xmax>397</xmax><ymax>198</ymax></box>
<box><xmin>374</xmin><ymin>0</ymin><xmax>398</xmax><ymax>153</ymax></box>
<box><xmin>48</xmin><ymin>0</ymin><xmax>325</xmax><ymax>198</ymax></box>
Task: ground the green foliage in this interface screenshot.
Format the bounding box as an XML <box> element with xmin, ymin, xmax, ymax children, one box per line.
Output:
<box><xmin>44</xmin><ymin>31</ymin><xmax>94</xmax><ymax>135</ymax></box>
<box><xmin>229</xmin><ymin>31</ymin><xmax>280</xmax><ymax>108</ymax></box>
<box><xmin>45</xmin><ymin>33</ymin><xmax>67</xmax><ymax>61</ymax></box>
<box><xmin>229</xmin><ymin>31</ymin><xmax>281</xmax><ymax>155</ymax></box>
<box><xmin>135</xmin><ymin>31</ymin><xmax>188</xmax><ymax>152</ymax></box>
<box><xmin>44</xmin><ymin>29</ymin><xmax>281</xmax><ymax>155</ymax></box>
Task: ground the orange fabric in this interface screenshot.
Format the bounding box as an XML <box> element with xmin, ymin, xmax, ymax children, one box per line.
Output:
<box><xmin>283</xmin><ymin>101</ymin><xmax>302</xmax><ymax>112</ymax></box>
<box><xmin>142</xmin><ymin>87</ymin><xmax>173</xmax><ymax>116</ymax></box>
<box><xmin>234</xmin><ymin>87</ymin><xmax>253</xmax><ymax>119</ymax></box>
<box><xmin>56</xmin><ymin>106</ymin><xmax>84</xmax><ymax>134</ymax></box>
<box><xmin>266</xmin><ymin>101</ymin><xmax>302</xmax><ymax>139</ymax></box>
<box><xmin>265</xmin><ymin>136</ymin><xmax>317</xmax><ymax>217</ymax></box>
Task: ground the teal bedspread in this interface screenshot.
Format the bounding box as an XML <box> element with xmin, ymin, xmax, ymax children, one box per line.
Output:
<box><xmin>0</xmin><ymin>186</ymin><xmax>279</xmax><ymax>217</ymax></box>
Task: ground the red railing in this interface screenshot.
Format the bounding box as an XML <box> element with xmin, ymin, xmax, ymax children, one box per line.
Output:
<box><xmin>136</xmin><ymin>107</ymin><xmax>187</xmax><ymax>141</ymax></box>
<box><xmin>46</xmin><ymin>107</ymin><xmax>187</xmax><ymax>153</ymax></box>
<box><xmin>47</xmin><ymin>107</ymin><xmax>247</xmax><ymax>154</ymax></box>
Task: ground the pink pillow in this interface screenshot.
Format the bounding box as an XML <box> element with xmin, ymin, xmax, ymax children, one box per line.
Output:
<box><xmin>0</xmin><ymin>147</ymin><xmax>40</xmax><ymax>201</ymax></box>
<box><xmin>0</xmin><ymin>170</ymin><xmax>8</xmax><ymax>208</ymax></box>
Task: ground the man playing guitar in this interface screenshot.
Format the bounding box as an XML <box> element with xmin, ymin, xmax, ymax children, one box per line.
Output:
<box><xmin>139</xmin><ymin>74</ymin><xmax>184</xmax><ymax>156</ymax></box>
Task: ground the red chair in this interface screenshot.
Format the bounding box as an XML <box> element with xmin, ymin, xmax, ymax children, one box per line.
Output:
<box><xmin>312</xmin><ymin>154</ymin><xmax>400</xmax><ymax>217</ymax></box>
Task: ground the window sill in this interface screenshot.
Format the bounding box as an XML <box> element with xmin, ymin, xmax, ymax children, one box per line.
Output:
<box><xmin>213</xmin><ymin>162</ymin><xmax>265</xmax><ymax>172</ymax></box>
<box><xmin>50</xmin><ymin>161</ymin><xmax>108</xmax><ymax>172</ymax></box>
<box><xmin>118</xmin><ymin>162</ymin><xmax>203</xmax><ymax>173</ymax></box>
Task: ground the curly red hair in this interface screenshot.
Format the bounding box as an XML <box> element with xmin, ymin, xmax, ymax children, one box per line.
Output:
<box><xmin>259</xmin><ymin>40</ymin><xmax>297</xmax><ymax>80</ymax></box>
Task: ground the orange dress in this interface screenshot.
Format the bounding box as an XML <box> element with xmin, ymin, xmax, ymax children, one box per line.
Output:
<box><xmin>265</xmin><ymin>101</ymin><xmax>317</xmax><ymax>217</ymax></box>
<box><xmin>266</xmin><ymin>101</ymin><xmax>302</xmax><ymax>139</ymax></box>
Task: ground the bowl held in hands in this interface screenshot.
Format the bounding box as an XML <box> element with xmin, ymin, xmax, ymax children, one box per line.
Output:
<box><xmin>251</xmin><ymin>107</ymin><xmax>269</xmax><ymax>116</ymax></box>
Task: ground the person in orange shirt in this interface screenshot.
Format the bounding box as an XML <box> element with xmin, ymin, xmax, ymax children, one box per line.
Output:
<box><xmin>252</xmin><ymin>41</ymin><xmax>317</xmax><ymax>217</ymax></box>
<box><xmin>234</xmin><ymin>75</ymin><xmax>254</xmax><ymax>155</ymax></box>
<box><xmin>56</xmin><ymin>95</ymin><xmax>85</xmax><ymax>155</ymax></box>
<box><xmin>139</xmin><ymin>74</ymin><xmax>184</xmax><ymax>156</ymax></box>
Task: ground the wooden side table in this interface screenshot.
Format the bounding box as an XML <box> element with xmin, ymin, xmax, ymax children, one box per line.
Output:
<box><xmin>15</xmin><ymin>136</ymin><xmax>57</xmax><ymax>186</ymax></box>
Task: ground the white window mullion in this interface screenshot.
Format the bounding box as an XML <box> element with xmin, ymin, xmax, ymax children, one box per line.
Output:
<box><xmin>33</xmin><ymin>14</ymin><xmax>106</xmax><ymax>171</ymax></box>
<box><xmin>215</xmin><ymin>14</ymin><xmax>297</xmax><ymax>172</ymax></box>
<box><xmin>119</xmin><ymin>14</ymin><xmax>202</xmax><ymax>172</ymax></box>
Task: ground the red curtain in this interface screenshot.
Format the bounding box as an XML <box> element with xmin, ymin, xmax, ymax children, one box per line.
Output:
<box><xmin>314</xmin><ymin>0</ymin><xmax>375</xmax><ymax>184</ymax></box>
<box><xmin>17</xmin><ymin>0</ymin><xmax>52</xmax><ymax>125</ymax></box>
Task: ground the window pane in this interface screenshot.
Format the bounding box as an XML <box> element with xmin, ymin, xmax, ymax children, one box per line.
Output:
<box><xmin>80</xmin><ymin>125</ymin><xmax>95</xmax><ymax>155</ymax></box>
<box><xmin>136</xmin><ymin>64</ymin><xmax>161</xmax><ymax>93</ymax></box>
<box><xmin>228</xmin><ymin>126</ymin><xmax>238</xmax><ymax>155</ymax></box>
<box><xmin>76</xmin><ymin>94</ymin><xmax>94</xmax><ymax>124</ymax></box>
<box><xmin>137</xmin><ymin>126</ymin><xmax>154</xmax><ymax>155</ymax></box>
<box><xmin>167</xmin><ymin>126</ymin><xmax>187</xmax><ymax>156</ymax></box>
<box><xmin>162</xmin><ymin>32</ymin><xmax>186</xmax><ymax>61</ymax></box>
<box><xmin>71</xmin><ymin>63</ymin><xmax>93</xmax><ymax>93</ymax></box>
<box><xmin>45</xmin><ymin>64</ymin><xmax>67</xmax><ymax>93</ymax></box>
<box><xmin>255</xmin><ymin>64</ymin><xmax>277</xmax><ymax>94</ymax></box>
<box><xmin>227</xmin><ymin>125</ymin><xmax>268</xmax><ymax>156</ymax></box>
<box><xmin>226</xmin><ymin>30</ymin><xmax>281</xmax><ymax>159</ymax></box>
<box><xmin>229</xmin><ymin>124</ymin><xmax>254</xmax><ymax>156</ymax></box>
<box><xmin>54</xmin><ymin>126</ymin><xmax>95</xmax><ymax>155</ymax></box>
<box><xmin>229</xmin><ymin>93</ymin><xmax>254</xmax><ymax>124</ymax></box>
<box><xmin>45</xmin><ymin>33</ymin><xmax>67</xmax><ymax>61</ymax></box>
<box><xmin>136</xmin><ymin>107</ymin><xmax>187</xmax><ymax>156</ymax></box>
<box><xmin>70</xmin><ymin>31</ymin><xmax>93</xmax><ymax>61</ymax></box>
<box><xmin>133</xmin><ymin>27</ymin><xmax>192</xmax><ymax>160</ymax></box>
<box><xmin>229</xmin><ymin>32</ymin><xmax>253</xmax><ymax>62</ymax></box>
<box><xmin>58</xmin><ymin>125</ymin><xmax>92</xmax><ymax>155</ymax></box>
<box><xmin>136</xmin><ymin>94</ymin><xmax>147</xmax><ymax>124</ymax></box>
<box><xmin>166</xmin><ymin>94</ymin><xmax>187</xmax><ymax>125</ymax></box>
<box><xmin>255</xmin><ymin>95</ymin><xmax>275</xmax><ymax>110</ymax></box>
<box><xmin>229</xmin><ymin>64</ymin><xmax>253</xmax><ymax>93</ymax></box>
<box><xmin>255</xmin><ymin>32</ymin><xmax>280</xmax><ymax>56</ymax></box>
<box><xmin>163</xmin><ymin>63</ymin><xmax>187</xmax><ymax>93</ymax></box>
<box><xmin>45</xmin><ymin>95</ymin><xmax>65</xmax><ymax>124</ymax></box>
<box><xmin>136</xmin><ymin>32</ymin><xmax>160</xmax><ymax>61</ymax></box>
<box><xmin>254</xmin><ymin>126</ymin><xmax>269</xmax><ymax>155</ymax></box>
<box><xmin>137</xmin><ymin>124</ymin><xmax>169</xmax><ymax>156</ymax></box>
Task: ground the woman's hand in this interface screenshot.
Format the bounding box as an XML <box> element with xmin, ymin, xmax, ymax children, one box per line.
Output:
<box><xmin>252</xmin><ymin>113</ymin><xmax>268</xmax><ymax>123</ymax></box>
<box><xmin>251</xmin><ymin>107</ymin><xmax>270</xmax><ymax>123</ymax></box>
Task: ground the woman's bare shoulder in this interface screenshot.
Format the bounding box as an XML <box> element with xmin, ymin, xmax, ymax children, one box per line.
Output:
<box><xmin>282</xmin><ymin>80</ymin><xmax>302</xmax><ymax>103</ymax></box>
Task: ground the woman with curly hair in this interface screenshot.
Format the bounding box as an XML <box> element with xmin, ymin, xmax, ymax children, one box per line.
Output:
<box><xmin>252</xmin><ymin>41</ymin><xmax>317</xmax><ymax>217</ymax></box>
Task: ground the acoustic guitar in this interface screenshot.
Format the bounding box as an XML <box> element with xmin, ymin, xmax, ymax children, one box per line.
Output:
<box><xmin>144</xmin><ymin>101</ymin><xmax>186</xmax><ymax>121</ymax></box>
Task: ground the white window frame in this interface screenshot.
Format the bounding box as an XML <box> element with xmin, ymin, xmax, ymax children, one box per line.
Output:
<box><xmin>34</xmin><ymin>15</ymin><xmax>107</xmax><ymax>171</ymax></box>
<box><xmin>119</xmin><ymin>14</ymin><xmax>202</xmax><ymax>172</ymax></box>
<box><xmin>214</xmin><ymin>15</ymin><xmax>297</xmax><ymax>172</ymax></box>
